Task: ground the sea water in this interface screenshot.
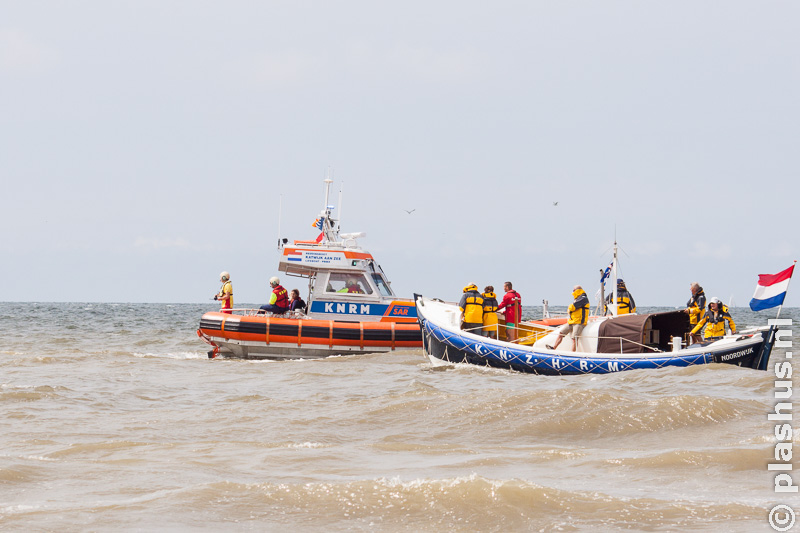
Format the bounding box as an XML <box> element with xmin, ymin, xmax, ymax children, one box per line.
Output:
<box><xmin>1</xmin><ymin>302</ymin><xmax>797</xmax><ymax>532</ymax></box>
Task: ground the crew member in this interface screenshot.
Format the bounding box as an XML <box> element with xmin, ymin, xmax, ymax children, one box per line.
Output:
<box><xmin>289</xmin><ymin>289</ymin><xmax>307</xmax><ymax>313</ymax></box>
<box><xmin>482</xmin><ymin>286</ymin><xmax>499</xmax><ymax>339</ymax></box>
<box><xmin>604</xmin><ymin>279</ymin><xmax>636</xmax><ymax>315</ymax></box>
<box><xmin>260</xmin><ymin>276</ymin><xmax>290</xmax><ymax>314</ymax></box>
<box><xmin>497</xmin><ymin>281</ymin><xmax>522</xmax><ymax>342</ymax></box>
<box><xmin>458</xmin><ymin>284</ymin><xmax>484</xmax><ymax>333</ymax></box>
<box><xmin>690</xmin><ymin>297</ymin><xmax>736</xmax><ymax>341</ymax></box>
<box><xmin>214</xmin><ymin>271</ymin><xmax>233</xmax><ymax>314</ymax></box>
<box><xmin>685</xmin><ymin>282</ymin><xmax>707</xmax><ymax>344</ymax></box>
<box><xmin>548</xmin><ymin>285</ymin><xmax>590</xmax><ymax>352</ymax></box>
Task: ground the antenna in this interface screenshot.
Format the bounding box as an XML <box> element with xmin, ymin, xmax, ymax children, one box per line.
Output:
<box><xmin>276</xmin><ymin>194</ymin><xmax>283</xmax><ymax>249</ymax></box>
<box><xmin>338</xmin><ymin>181</ymin><xmax>344</xmax><ymax>232</ymax></box>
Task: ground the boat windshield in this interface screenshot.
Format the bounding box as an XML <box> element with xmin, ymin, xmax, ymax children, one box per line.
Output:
<box><xmin>324</xmin><ymin>273</ymin><xmax>374</xmax><ymax>295</ymax></box>
<box><xmin>371</xmin><ymin>273</ymin><xmax>393</xmax><ymax>297</ymax></box>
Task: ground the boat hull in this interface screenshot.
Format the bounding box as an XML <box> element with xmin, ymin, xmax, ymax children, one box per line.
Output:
<box><xmin>198</xmin><ymin>311</ymin><xmax>422</xmax><ymax>360</ymax></box>
<box><xmin>416</xmin><ymin>296</ymin><xmax>775</xmax><ymax>375</ymax></box>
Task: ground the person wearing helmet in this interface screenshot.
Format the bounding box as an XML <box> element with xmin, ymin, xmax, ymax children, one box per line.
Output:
<box><xmin>497</xmin><ymin>281</ymin><xmax>522</xmax><ymax>342</ymax></box>
<box><xmin>604</xmin><ymin>279</ymin><xmax>637</xmax><ymax>315</ymax></box>
<box><xmin>458</xmin><ymin>283</ymin><xmax>484</xmax><ymax>333</ymax></box>
<box><xmin>548</xmin><ymin>285</ymin><xmax>590</xmax><ymax>352</ymax></box>
<box><xmin>214</xmin><ymin>271</ymin><xmax>233</xmax><ymax>314</ymax></box>
<box><xmin>343</xmin><ymin>277</ymin><xmax>365</xmax><ymax>294</ymax></box>
<box><xmin>690</xmin><ymin>297</ymin><xmax>736</xmax><ymax>341</ymax></box>
<box><xmin>260</xmin><ymin>276</ymin><xmax>290</xmax><ymax>314</ymax></box>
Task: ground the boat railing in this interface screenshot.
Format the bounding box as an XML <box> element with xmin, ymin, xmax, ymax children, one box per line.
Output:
<box><xmin>218</xmin><ymin>308</ymin><xmax>308</xmax><ymax>319</ymax></box>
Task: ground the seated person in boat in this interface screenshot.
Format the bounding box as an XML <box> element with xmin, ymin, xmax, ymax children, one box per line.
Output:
<box><xmin>684</xmin><ymin>282</ymin><xmax>706</xmax><ymax>344</ymax></box>
<box><xmin>289</xmin><ymin>289</ymin><xmax>306</xmax><ymax>313</ymax></box>
<box><xmin>325</xmin><ymin>274</ymin><xmax>372</xmax><ymax>295</ymax></box>
<box><xmin>604</xmin><ymin>278</ymin><xmax>636</xmax><ymax>315</ymax></box>
<box><xmin>482</xmin><ymin>286</ymin><xmax>499</xmax><ymax>339</ymax></box>
<box><xmin>497</xmin><ymin>281</ymin><xmax>522</xmax><ymax>342</ymax></box>
<box><xmin>260</xmin><ymin>276</ymin><xmax>290</xmax><ymax>314</ymax></box>
<box><xmin>548</xmin><ymin>285</ymin><xmax>590</xmax><ymax>351</ymax></box>
<box><xmin>214</xmin><ymin>271</ymin><xmax>233</xmax><ymax>314</ymax></box>
<box><xmin>690</xmin><ymin>297</ymin><xmax>736</xmax><ymax>341</ymax></box>
<box><xmin>459</xmin><ymin>284</ymin><xmax>484</xmax><ymax>333</ymax></box>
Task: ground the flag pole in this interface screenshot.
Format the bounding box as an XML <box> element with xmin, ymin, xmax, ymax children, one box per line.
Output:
<box><xmin>775</xmin><ymin>260</ymin><xmax>797</xmax><ymax>320</ymax></box>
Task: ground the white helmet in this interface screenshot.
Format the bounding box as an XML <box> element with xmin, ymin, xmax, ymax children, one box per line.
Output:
<box><xmin>220</xmin><ymin>271</ymin><xmax>230</xmax><ymax>281</ymax></box>
<box><xmin>710</xmin><ymin>296</ymin><xmax>722</xmax><ymax>305</ymax></box>
<box><xmin>269</xmin><ymin>276</ymin><xmax>280</xmax><ymax>286</ymax></box>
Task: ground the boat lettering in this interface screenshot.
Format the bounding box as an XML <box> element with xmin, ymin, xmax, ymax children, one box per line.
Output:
<box><xmin>391</xmin><ymin>307</ymin><xmax>409</xmax><ymax>316</ymax></box>
<box><xmin>720</xmin><ymin>347</ymin><xmax>753</xmax><ymax>362</ymax></box>
<box><xmin>499</xmin><ymin>349</ymin><xmax>509</xmax><ymax>361</ymax></box>
<box><xmin>552</xmin><ymin>359</ymin><xmax>561</xmax><ymax>369</ymax></box>
<box><xmin>525</xmin><ymin>354</ymin><xmax>533</xmax><ymax>364</ymax></box>
<box><xmin>320</xmin><ymin>302</ymin><xmax>373</xmax><ymax>315</ymax></box>
<box><xmin>474</xmin><ymin>344</ymin><xmax>484</xmax><ymax>355</ymax></box>
<box><xmin>580</xmin><ymin>360</ymin><xmax>588</xmax><ymax>371</ymax></box>
<box><xmin>608</xmin><ymin>361</ymin><xmax>620</xmax><ymax>372</ymax></box>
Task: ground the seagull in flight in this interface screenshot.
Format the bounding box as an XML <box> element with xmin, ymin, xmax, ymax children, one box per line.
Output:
<box><xmin>552</xmin><ymin>202</ymin><xmax>559</xmax><ymax>206</ymax></box>
<box><xmin>404</xmin><ymin>209</ymin><xmax>416</xmax><ymax>214</ymax></box>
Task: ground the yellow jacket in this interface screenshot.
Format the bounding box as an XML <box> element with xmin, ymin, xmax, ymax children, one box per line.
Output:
<box><xmin>568</xmin><ymin>289</ymin><xmax>590</xmax><ymax>325</ymax></box>
<box><xmin>691</xmin><ymin>305</ymin><xmax>736</xmax><ymax>338</ymax></box>
<box><xmin>459</xmin><ymin>286</ymin><xmax>484</xmax><ymax>324</ymax></box>
<box><xmin>482</xmin><ymin>292</ymin><xmax>499</xmax><ymax>327</ymax></box>
<box><xmin>686</xmin><ymin>289</ymin><xmax>706</xmax><ymax>325</ymax></box>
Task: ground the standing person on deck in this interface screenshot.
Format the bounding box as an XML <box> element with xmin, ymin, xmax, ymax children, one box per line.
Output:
<box><xmin>548</xmin><ymin>285</ymin><xmax>590</xmax><ymax>352</ymax></box>
<box><xmin>690</xmin><ymin>297</ymin><xmax>736</xmax><ymax>341</ymax></box>
<box><xmin>481</xmin><ymin>286</ymin><xmax>499</xmax><ymax>339</ymax></box>
<box><xmin>458</xmin><ymin>284</ymin><xmax>484</xmax><ymax>333</ymax></box>
<box><xmin>260</xmin><ymin>277</ymin><xmax>290</xmax><ymax>314</ymax></box>
<box><xmin>214</xmin><ymin>271</ymin><xmax>233</xmax><ymax>314</ymax></box>
<box><xmin>604</xmin><ymin>279</ymin><xmax>637</xmax><ymax>315</ymax></box>
<box><xmin>684</xmin><ymin>282</ymin><xmax>707</xmax><ymax>344</ymax></box>
<box><xmin>497</xmin><ymin>281</ymin><xmax>522</xmax><ymax>342</ymax></box>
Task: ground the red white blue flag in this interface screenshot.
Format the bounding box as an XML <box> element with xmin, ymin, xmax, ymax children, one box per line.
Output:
<box><xmin>749</xmin><ymin>264</ymin><xmax>795</xmax><ymax>311</ymax></box>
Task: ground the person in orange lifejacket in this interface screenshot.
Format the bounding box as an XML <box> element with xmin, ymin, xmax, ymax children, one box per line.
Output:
<box><xmin>604</xmin><ymin>279</ymin><xmax>636</xmax><ymax>315</ymax></box>
<box><xmin>684</xmin><ymin>282</ymin><xmax>706</xmax><ymax>343</ymax></box>
<box><xmin>459</xmin><ymin>283</ymin><xmax>484</xmax><ymax>332</ymax></box>
<box><xmin>690</xmin><ymin>297</ymin><xmax>736</xmax><ymax>341</ymax></box>
<box><xmin>481</xmin><ymin>286</ymin><xmax>499</xmax><ymax>339</ymax></box>
<box><xmin>260</xmin><ymin>276</ymin><xmax>290</xmax><ymax>314</ymax></box>
<box><xmin>547</xmin><ymin>285</ymin><xmax>590</xmax><ymax>352</ymax></box>
<box><xmin>214</xmin><ymin>271</ymin><xmax>233</xmax><ymax>314</ymax></box>
<box><xmin>497</xmin><ymin>281</ymin><xmax>522</xmax><ymax>342</ymax></box>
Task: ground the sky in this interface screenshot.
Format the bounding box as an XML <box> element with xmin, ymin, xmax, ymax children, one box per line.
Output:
<box><xmin>1</xmin><ymin>1</ymin><xmax>798</xmax><ymax>308</ymax></box>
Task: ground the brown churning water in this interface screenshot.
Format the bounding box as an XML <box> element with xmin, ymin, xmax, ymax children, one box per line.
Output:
<box><xmin>1</xmin><ymin>303</ymin><xmax>797</xmax><ymax>531</ymax></box>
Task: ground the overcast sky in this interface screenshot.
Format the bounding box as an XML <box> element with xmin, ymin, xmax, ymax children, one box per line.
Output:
<box><xmin>2</xmin><ymin>1</ymin><xmax>798</xmax><ymax>308</ymax></box>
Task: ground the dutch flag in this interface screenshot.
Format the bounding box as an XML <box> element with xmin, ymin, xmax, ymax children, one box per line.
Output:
<box><xmin>749</xmin><ymin>263</ymin><xmax>796</xmax><ymax>311</ymax></box>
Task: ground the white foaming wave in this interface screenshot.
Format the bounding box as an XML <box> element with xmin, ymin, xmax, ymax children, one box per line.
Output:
<box><xmin>131</xmin><ymin>352</ymin><xmax>207</xmax><ymax>360</ymax></box>
<box><xmin>288</xmin><ymin>442</ymin><xmax>327</xmax><ymax>449</ymax></box>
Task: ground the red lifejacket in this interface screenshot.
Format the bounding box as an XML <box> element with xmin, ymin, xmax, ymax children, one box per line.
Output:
<box><xmin>273</xmin><ymin>285</ymin><xmax>289</xmax><ymax>310</ymax></box>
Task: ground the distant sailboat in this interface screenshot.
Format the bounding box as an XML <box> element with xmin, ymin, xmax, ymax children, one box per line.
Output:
<box><xmin>728</xmin><ymin>294</ymin><xmax>736</xmax><ymax>308</ymax></box>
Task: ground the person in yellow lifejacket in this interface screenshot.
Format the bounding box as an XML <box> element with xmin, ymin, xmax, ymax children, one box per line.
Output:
<box><xmin>458</xmin><ymin>283</ymin><xmax>484</xmax><ymax>333</ymax></box>
<box><xmin>547</xmin><ymin>285</ymin><xmax>590</xmax><ymax>352</ymax></box>
<box><xmin>604</xmin><ymin>278</ymin><xmax>636</xmax><ymax>315</ymax></box>
<box><xmin>684</xmin><ymin>282</ymin><xmax>706</xmax><ymax>344</ymax></box>
<box><xmin>214</xmin><ymin>271</ymin><xmax>233</xmax><ymax>314</ymax></box>
<box><xmin>481</xmin><ymin>286</ymin><xmax>499</xmax><ymax>339</ymax></box>
<box><xmin>690</xmin><ymin>297</ymin><xmax>736</xmax><ymax>341</ymax></box>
